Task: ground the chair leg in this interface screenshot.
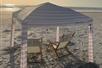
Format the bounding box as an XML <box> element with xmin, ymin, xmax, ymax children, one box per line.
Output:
<box><xmin>54</xmin><ymin>49</ymin><xmax>59</xmax><ymax>58</ymax></box>
<box><xmin>65</xmin><ymin>47</ymin><xmax>82</xmax><ymax>62</ymax></box>
<box><xmin>48</xmin><ymin>44</ymin><xmax>59</xmax><ymax>58</ymax></box>
<box><xmin>40</xmin><ymin>45</ymin><xmax>43</xmax><ymax>62</ymax></box>
<box><xmin>65</xmin><ymin>47</ymin><xmax>72</xmax><ymax>55</ymax></box>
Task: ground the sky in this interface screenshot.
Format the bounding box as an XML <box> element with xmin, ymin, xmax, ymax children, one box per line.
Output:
<box><xmin>1</xmin><ymin>0</ymin><xmax>102</xmax><ymax>8</ymax></box>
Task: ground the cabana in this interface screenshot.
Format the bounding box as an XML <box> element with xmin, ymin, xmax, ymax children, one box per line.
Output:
<box><xmin>12</xmin><ymin>2</ymin><xmax>93</xmax><ymax>68</ymax></box>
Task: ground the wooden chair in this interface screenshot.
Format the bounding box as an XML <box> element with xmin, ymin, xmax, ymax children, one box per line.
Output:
<box><xmin>27</xmin><ymin>38</ymin><xmax>43</xmax><ymax>64</ymax></box>
<box><xmin>48</xmin><ymin>32</ymin><xmax>76</xmax><ymax>58</ymax></box>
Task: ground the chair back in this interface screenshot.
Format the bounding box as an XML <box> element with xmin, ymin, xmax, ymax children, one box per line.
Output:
<box><xmin>27</xmin><ymin>38</ymin><xmax>42</xmax><ymax>53</ymax></box>
<box><xmin>60</xmin><ymin>32</ymin><xmax>75</xmax><ymax>42</ymax></box>
<box><xmin>57</xmin><ymin>32</ymin><xmax>75</xmax><ymax>49</ymax></box>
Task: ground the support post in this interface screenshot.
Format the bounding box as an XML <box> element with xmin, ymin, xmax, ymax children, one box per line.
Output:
<box><xmin>56</xmin><ymin>26</ymin><xmax>60</xmax><ymax>42</ymax></box>
<box><xmin>10</xmin><ymin>16</ymin><xmax>15</xmax><ymax>47</ymax></box>
<box><xmin>88</xmin><ymin>24</ymin><xmax>94</xmax><ymax>62</ymax></box>
<box><xmin>10</xmin><ymin>15</ymin><xmax>15</xmax><ymax>68</ymax></box>
<box><xmin>20</xmin><ymin>24</ymin><xmax>27</xmax><ymax>68</ymax></box>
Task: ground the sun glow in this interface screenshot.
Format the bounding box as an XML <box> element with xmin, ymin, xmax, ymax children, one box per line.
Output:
<box><xmin>3</xmin><ymin>4</ymin><xmax>16</xmax><ymax>7</ymax></box>
<box><xmin>5</xmin><ymin>8</ymin><xmax>20</xmax><ymax>11</ymax></box>
<box><xmin>1</xmin><ymin>4</ymin><xmax>21</xmax><ymax>12</ymax></box>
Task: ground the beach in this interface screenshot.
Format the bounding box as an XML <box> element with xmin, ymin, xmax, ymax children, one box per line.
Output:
<box><xmin>0</xmin><ymin>9</ymin><xmax>102</xmax><ymax>68</ymax></box>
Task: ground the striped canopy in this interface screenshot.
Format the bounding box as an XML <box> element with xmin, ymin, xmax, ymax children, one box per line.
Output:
<box><xmin>14</xmin><ymin>2</ymin><xmax>92</xmax><ymax>26</ymax></box>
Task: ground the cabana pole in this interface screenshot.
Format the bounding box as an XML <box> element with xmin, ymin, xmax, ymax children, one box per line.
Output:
<box><xmin>56</xmin><ymin>26</ymin><xmax>60</xmax><ymax>42</ymax></box>
<box><xmin>10</xmin><ymin>15</ymin><xmax>15</xmax><ymax>47</ymax></box>
<box><xmin>88</xmin><ymin>24</ymin><xmax>94</xmax><ymax>62</ymax></box>
<box><xmin>10</xmin><ymin>15</ymin><xmax>15</xmax><ymax>68</ymax></box>
<box><xmin>20</xmin><ymin>25</ymin><xmax>27</xmax><ymax>68</ymax></box>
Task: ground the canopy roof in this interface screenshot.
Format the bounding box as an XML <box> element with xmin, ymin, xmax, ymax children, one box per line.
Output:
<box><xmin>14</xmin><ymin>2</ymin><xmax>93</xmax><ymax>26</ymax></box>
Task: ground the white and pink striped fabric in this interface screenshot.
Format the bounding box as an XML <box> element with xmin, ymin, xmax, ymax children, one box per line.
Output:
<box><xmin>88</xmin><ymin>24</ymin><xmax>94</xmax><ymax>62</ymax></box>
<box><xmin>20</xmin><ymin>25</ymin><xmax>27</xmax><ymax>68</ymax></box>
